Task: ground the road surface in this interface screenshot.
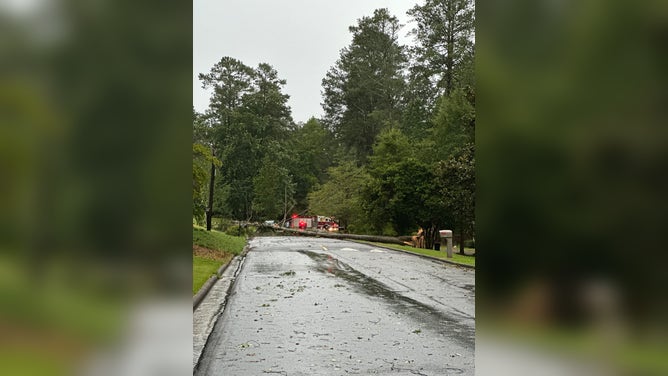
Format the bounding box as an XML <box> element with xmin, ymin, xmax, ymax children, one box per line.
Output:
<box><xmin>195</xmin><ymin>236</ymin><xmax>475</xmax><ymax>375</ymax></box>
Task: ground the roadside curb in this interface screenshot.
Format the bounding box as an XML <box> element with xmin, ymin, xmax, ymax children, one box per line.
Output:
<box><xmin>193</xmin><ymin>275</ymin><xmax>218</xmax><ymax>310</ymax></box>
<box><xmin>193</xmin><ymin>244</ymin><xmax>251</xmax><ymax>310</ymax></box>
<box><xmin>193</xmin><ymin>244</ymin><xmax>251</xmax><ymax>372</ymax></box>
<box><xmin>349</xmin><ymin>240</ymin><xmax>475</xmax><ymax>270</ymax></box>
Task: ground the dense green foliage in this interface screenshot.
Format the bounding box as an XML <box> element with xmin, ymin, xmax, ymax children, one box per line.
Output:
<box><xmin>407</xmin><ymin>0</ymin><xmax>475</xmax><ymax>97</ymax></box>
<box><xmin>196</xmin><ymin>1</ymin><xmax>475</xmax><ymax>250</ymax></box>
<box><xmin>252</xmin><ymin>156</ymin><xmax>294</xmax><ymax>220</ymax></box>
<box><xmin>193</xmin><ymin>143</ymin><xmax>220</xmax><ymax>220</ymax></box>
<box><xmin>364</xmin><ymin>158</ymin><xmax>447</xmax><ymax>244</ymax></box>
<box><xmin>196</xmin><ymin>56</ymin><xmax>335</xmax><ymax>221</ymax></box>
<box><xmin>436</xmin><ymin>143</ymin><xmax>475</xmax><ymax>251</ymax></box>
<box><xmin>322</xmin><ymin>9</ymin><xmax>407</xmax><ymax>161</ymax></box>
<box><xmin>287</xmin><ymin>118</ymin><xmax>337</xmax><ymax>209</ymax></box>
<box><xmin>307</xmin><ymin>161</ymin><xmax>371</xmax><ymax>233</ymax></box>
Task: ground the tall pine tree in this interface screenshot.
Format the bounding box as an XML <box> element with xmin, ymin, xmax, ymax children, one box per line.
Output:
<box><xmin>322</xmin><ymin>8</ymin><xmax>407</xmax><ymax>162</ymax></box>
<box><xmin>408</xmin><ymin>0</ymin><xmax>475</xmax><ymax>97</ymax></box>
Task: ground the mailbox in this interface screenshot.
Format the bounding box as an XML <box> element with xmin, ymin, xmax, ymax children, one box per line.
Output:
<box><xmin>439</xmin><ymin>229</ymin><xmax>454</xmax><ymax>258</ymax></box>
<box><xmin>439</xmin><ymin>230</ymin><xmax>453</xmax><ymax>238</ymax></box>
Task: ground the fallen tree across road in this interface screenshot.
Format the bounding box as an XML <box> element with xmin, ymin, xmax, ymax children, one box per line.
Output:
<box><xmin>259</xmin><ymin>225</ymin><xmax>408</xmax><ymax>245</ymax></box>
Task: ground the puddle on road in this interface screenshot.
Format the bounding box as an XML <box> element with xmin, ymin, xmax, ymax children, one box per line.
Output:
<box><xmin>297</xmin><ymin>250</ymin><xmax>474</xmax><ymax>348</ymax></box>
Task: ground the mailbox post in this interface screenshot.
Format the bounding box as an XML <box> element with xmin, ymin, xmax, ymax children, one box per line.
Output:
<box><xmin>439</xmin><ymin>230</ymin><xmax>453</xmax><ymax>258</ymax></box>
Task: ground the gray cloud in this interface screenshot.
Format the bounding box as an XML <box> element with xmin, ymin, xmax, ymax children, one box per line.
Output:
<box><xmin>194</xmin><ymin>0</ymin><xmax>417</xmax><ymax>124</ymax></box>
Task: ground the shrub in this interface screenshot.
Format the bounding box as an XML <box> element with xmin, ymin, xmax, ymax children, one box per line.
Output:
<box><xmin>381</xmin><ymin>223</ymin><xmax>398</xmax><ymax>237</ymax></box>
<box><xmin>224</xmin><ymin>224</ymin><xmax>256</xmax><ymax>237</ymax></box>
<box><xmin>212</xmin><ymin>217</ymin><xmax>233</xmax><ymax>231</ymax></box>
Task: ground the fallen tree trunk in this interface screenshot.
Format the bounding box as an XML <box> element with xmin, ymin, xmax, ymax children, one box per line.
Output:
<box><xmin>260</xmin><ymin>225</ymin><xmax>407</xmax><ymax>246</ymax></box>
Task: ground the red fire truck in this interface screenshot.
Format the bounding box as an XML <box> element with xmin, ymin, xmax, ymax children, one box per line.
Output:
<box><xmin>285</xmin><ymin>214</ymin><xmax>316</xmax><ymax>229</ymax></box>
<box><xmin>316</xmin><ymin>215</ymin><xmax>339</xmax><ymax>231</ymax></box>
<box><xmin>285</xmin><ymin>214</ymin><xmax>339</xmax><ymax>231</ymax></box>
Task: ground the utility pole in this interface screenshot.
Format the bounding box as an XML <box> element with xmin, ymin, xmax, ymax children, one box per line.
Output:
<box><xmin>206</xmin><ymin>146</ymin><xmax>215</xmax><ymax>231</ymax></box>
<box><xmin>282</xmin><ymin>181</ymin><xmax>288</xmax><ymax>224</ymax></box>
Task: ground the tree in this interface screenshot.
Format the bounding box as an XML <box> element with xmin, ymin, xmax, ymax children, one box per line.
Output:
<box><xmin>407</xmin><ymin>0</ymin><xmax>475</xmax><ymax>97</ymax></box>
<box><xmin>199</xmin><ymin>57</ymin><xmax>256</xmax><ymax>136</ymax></box>
<box><xmin>429</xmin><ymin>88</ymin><xmax>475</xmax><ymax>162</ymax></box>
<box><xmin>240</xmin><ymin>62</ymin><xmax>293</xmax><ymax>142</ymax></box>
<box><xmin>286</xmin><ymin>117</ymin><xmax>337</xmax><ymax>211</ymax></box>
<box><xmin>253</xmin><ymin>156</ymin><xmax>295</xmax><ymax>220</ymax></box>
<box><xmin>364</xmin><ymin>128</ymin><xmax>415</xmax><ymax>235</ymax></box>
<box><xmin>307</xmin><ymin>161</ymin><xmax>371</xmax><ymax>232</ymax></box>
<box><xmin>222</xmin><ymin>62</ymin><xmax>292</xmax><ymax>220</ymax></box>
<box><xmin>367</xmin><ymin>127</ymin><xmax>414</xmax><ymax>176</ymax></box>
<box><xmin>199</xmin><ymin>58</ymin><xmax>293</xmax><ymax>221</ymax></box>
<box><xmin>363</xmin><ymin>158</ymin><xmax>446</xmax><ymax>247</ymax></box>
<box><xmin>193</xmin><ymin>143</ymin><xmax>221</xmax><ymax>221</ymax></box>
<box><xmin>198</xmin><ymin>57</ymin><xmax>256</xmax><ymax>227</ymax></box>
<box><xmin>193</xmin><ymin>106</ymin><xmax>210</xmax><ymax>144</ymax></box>
<box><xmin>399</xmin><ymin>68</ymin><xmax>437</xmax><ymax>141</ymax></box>
<box><xmin>436</xmin><ymin>143</ymin><xmax>475</xmax><ymax>253</ymax></box>
<box><xmin>322</xmin><ymin>8</ymin><xmax>407</xmax><ymax>162</ymax></box>
<box><xmin>193</xmin><ymin>108</ymin><xmax>220</xmax><ymax>229</ymax></box>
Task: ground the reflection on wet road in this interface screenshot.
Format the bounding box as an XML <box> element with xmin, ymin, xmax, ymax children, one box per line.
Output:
<box><xmin>195</xmin><ymin>236</ymin><xmax>475</xmax><ymax>375</ymax></box>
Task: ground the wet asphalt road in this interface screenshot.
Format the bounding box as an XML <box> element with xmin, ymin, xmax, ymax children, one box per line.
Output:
<box><xmin>195</xmin><ymin>236</ymin><xmax>475</xmax><ymax>375</ymax></box>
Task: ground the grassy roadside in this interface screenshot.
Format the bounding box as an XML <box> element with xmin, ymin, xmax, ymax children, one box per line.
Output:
<box><xmin>193</xmin><ymin>226</ymin><xmax>247</xmax><ymax>256</ymax></box>
<box><xmin>193</xmin><ymin>256</ymin><xmax>230</xmax><ymax>295</ymax></box>
<box><xmin>359</xmin><ymin>241</ymin><xmax>476</xmax><ymax>267</ymax></box>
<box><xmin>192</xmin><ymin>227</ymin><xmax>247</xmax><ymax>295</ymax></box>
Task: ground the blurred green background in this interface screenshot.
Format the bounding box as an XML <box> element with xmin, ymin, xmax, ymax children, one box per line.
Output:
<box><xmin>477</xmin><ymin>0</ymin><xmax>668</xmax><ymax>374</ymax></box>
<box><xmin>0</xmin><ymin>0</ymin><xmax>191</xmax><ymax>374</ymax></box>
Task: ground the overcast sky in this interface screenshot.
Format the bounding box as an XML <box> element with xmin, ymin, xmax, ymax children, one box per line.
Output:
<box><xmin>193</xmin><ymin>0</ymin><xmax>419</xmax><ymax>124</ymax></box>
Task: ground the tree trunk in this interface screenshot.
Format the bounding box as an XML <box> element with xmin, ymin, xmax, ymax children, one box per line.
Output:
<box><xmin>423</xmin><ymin>224</ymin><xmax>439</xmax><ymax>250</ymax></box>
<box><xmin>444</xmin><ymin>1</ymin><xmax>455</xmax><ymax>96</ymax></box>
<box><xmin>459</xmin><ymin>219</ymin><xmax>465</xmax><ymax>254</ymax></box>
<box><xmin>279</xmin><ymin>228</ymin><xmax>406</xmax><ymax>245</ymax></box>
<box><xmin>282</xmin><ymin>182</ymin><xmax>289</xmax><ymax>224</ymax></box>
<box><xmin>206</xmin><ymin>158</ymin><xmax>215</xmax><ymax>231</ymax></box>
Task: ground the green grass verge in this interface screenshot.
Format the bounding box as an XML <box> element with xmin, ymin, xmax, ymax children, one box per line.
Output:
<box><xmin>193</xmin><ymin>227</ymin><xmax>246</xmax><ymax>255</ymax></box>
<box><xmin>192</xmin><ymin>227</ymin><xmax>246</xmax><ymax>294</ymax></box>
<box><xmin>360</xmin><ymin>241</ymin><xmax>475</xmax><ymax>267</ymax></box>
<box><xmin>193</xmin><ymin>256</ymin><xmax>227</xmax><ymax>295</ymax></box>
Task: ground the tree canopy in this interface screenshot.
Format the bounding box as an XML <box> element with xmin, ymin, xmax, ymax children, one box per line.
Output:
<box><xmin>322</xmin><ymin>8</ymin><xmax>407</xmax><ymax>162</ymax></box>
<box><xmin>197</xmin><ymin>3</ymin><xmax>476</xmax><ymax>252</ymax></box>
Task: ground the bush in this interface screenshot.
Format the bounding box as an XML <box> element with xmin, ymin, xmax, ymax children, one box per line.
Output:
<box><xmin>381</xmin><ymin>223</ymin><xmax>398</xmax><ymax>237</ymax></box>
<box><xmin>224</xmin><ymin>224</ymin><xmax>256</xmax><ymax>237</ymax></box>
<box><xmin>212</xmin><ymin>217</ymin><xmax>233</xmax><ymax>231</ymax></box>
<box><xmin>224</xmin><ymin>225</ymin><xmax>241</xmax><ymax>237</ymax></box>
<box><xmin>464</xmin><ymin>239</ymin><xmax>475</xmax><ymax>248</ymax></box>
